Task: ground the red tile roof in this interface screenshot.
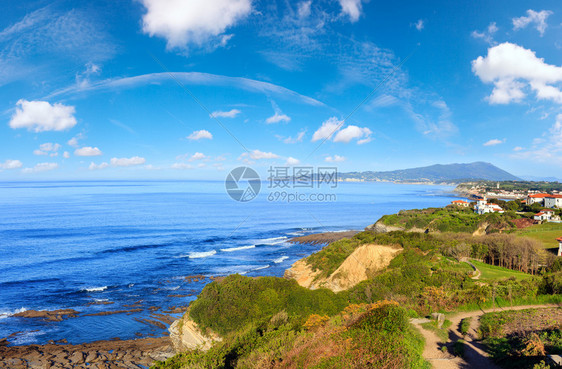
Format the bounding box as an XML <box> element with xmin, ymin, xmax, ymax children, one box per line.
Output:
<box><xmin>557</xmin><ymin>237</ymin><xmax>562</xmax><ymax>242</ymax></box>
<box><xmin>452</xmin><ymin>200</ymin><xmax>469</xmax><ymax>203</ymax></box>
<box><xmin>528</xmin><ymin>193</ymin><xmax>550</xmax><ymax>198</ymax></box>
<box><xmin>546</xmin><ymin>194</ymin><xmax>562</xmax><ymax>198</ymax></box>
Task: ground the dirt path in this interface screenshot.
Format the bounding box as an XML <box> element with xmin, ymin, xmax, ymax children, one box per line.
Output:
<box><xmin>411</xmin><ymin>304</ymin><xmax>559</xmax><ymax>369</ymax></box>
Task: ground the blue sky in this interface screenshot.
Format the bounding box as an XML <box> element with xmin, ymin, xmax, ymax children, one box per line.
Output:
<box><xmin>0</xmin><ymin>0</ymin><xmax>561</xmax><ymax>180</ymax></box>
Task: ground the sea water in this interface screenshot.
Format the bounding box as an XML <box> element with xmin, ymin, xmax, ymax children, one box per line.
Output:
<box><xmin>0</xmin><ymin>180</ymin><xmax>457</xmax><ymax>345</ymax></box>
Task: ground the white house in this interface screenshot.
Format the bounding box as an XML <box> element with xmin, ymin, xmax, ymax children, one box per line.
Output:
<box><xmin>534</xmin><ymin>209</ymin><xmax>555</xmax><ymax>221</ymax></box>
<box><xmin>527</xmin><ymin>193</ymin><xmax>549</xmax><ymax>206</ymax></box>
<box><xmin>475</xmin><ymin>199</ymin><xmax>504</xmax><ymax>215</ymax></box>
<box><xmin>451</xmin><ymin>200</ymin><xmax>470</xmax><ymax>207</ymax></box>
<box><xmin>557</xmin><ymin>237</ymin><xmax>562</xmax><ymax>257</ymax></box>
<box><xmin>545</xmin><ymin>195</ymin><xmax>562</xmax><ymax>209</ymax></box>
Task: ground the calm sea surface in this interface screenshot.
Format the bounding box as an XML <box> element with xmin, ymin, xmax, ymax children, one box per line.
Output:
<box><xmin>0</xmin><ymin>180</ymin><xmax>457</xmax><ymax>345</ymax></box>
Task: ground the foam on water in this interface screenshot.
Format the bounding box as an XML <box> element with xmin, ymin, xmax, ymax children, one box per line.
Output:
<box><xmin>220</xmin><ymin>245</ymin><xmax>255</xmax><ymax>252</ymax></box>
<box><xmin>188</xmin><ymin>250</ymin><xmax>217</xmax><ymax>259</ymax></box>
<box><xmin>82</xmin><ymin>286</ymin><xmax>108</xmax><ymax>292</ymax></box>
<box><xmin>273</xmin><ymin>256</ymin><xmax>289</xmax><ymax>264</ymax></box>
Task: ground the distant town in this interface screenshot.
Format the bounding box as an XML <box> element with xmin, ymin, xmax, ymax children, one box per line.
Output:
<box><xmin>453</xmin><ymin>181</ymin><xmax>562</xmax><ymax>226</ymax></box>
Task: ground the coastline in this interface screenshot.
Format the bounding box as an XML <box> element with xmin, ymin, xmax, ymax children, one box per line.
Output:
<box><xmin>0</xmin><ymin>230</ymin><xmax>356</xmax><ymax>368</ymax></box>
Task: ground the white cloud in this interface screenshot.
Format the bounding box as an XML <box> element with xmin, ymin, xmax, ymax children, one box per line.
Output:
<box><xmin>512</xmin><ymin>114</ymin><xmax>562</xmax><ymax>164</ymax></box>
<box><xmin>311</xmin><ymin>117</ymin><xmax>343</xmax><ymax>142</ymax></box>
<box><xmin>312</xmin><ymin>117</ymin><xmax>372</xmax><ymax>144</ymax></box>
<box><xmin>74</xmin><ymin>147</ymin><xmax>102</xmax><ymax>156</ymax></box>
<box><xmin>0</xmin><ymin>159</ymin><xmax>23</xmax><ymax>170</ymax></box>
<box><xmin>513</xmin><ymin>146</ymin><xmax>524</xmax><ymax>151</ymax></box>
<box><xmin>9</xmin><ymin>100</ymin><xmax>77</xmax><ymax>132</ymax></box>
<box><xmin>472</xmin><ymin>42</ymin><xmax>562</xmax><ymax>104</ymax></box>
<box><xmin>483</xmin><ymin>138</ymin><xmax>504</xmax><ymax>146</ymax></box>
<box><xmin>325</xmin><ymin>155</ymin><xmax>345</xmax><ymax>163</ymax></box>
<box><xmin>414</xmin><ymin>19</ymin><xmax>424</xmax><ymax>31</ymax></box>
<box><xmin>286</xmin><ymin>157</ymin><xmax>300</xmax><ymax>165</ymax></box>
<box><xmin>187</xmin><ymin>130</ymin><xmax>213</xmax><ymax>140</ymax></box>
<box><xmin>22</xmin><ymin>162</ymin><xmax>58</xmax><ymax>173</ymax></box>
<box><xmin>140</xmin><ymin>0</ymin><xmax>252</xmax><ymax>50</ymax></box>
<box><xmin>281</xmin><ymin>130</ymin><xmax>306</xmax><ymax>144</ymax></box>
<box><xmin>471</xmin><ymin>22</ymin><xmax>498</xmax><ymax>45</ymax></box>
<box><xmin>67</xmin><ymin>133</ymin><xmax>84</xmax><ymax>148</ymax></box>
<box><xmin>266</xmin><ymin>100</ymin><xmax>291</xmax><ymax>124</ymax></box>
<box><xmin>239</xmin><ymin>149</ymin><xmax>280</xmax><ymax>160</ymax></box>
<box><xmin>333</xmin><ymin>125</ymin><xmax>372</xmax><ymax>144</ymax></box>
<box><xmin>266</xmin><ymin>112</ymin><xmax>291</xmax><ymax>124</ymax></box>
<box><xmin>189</xmin><ymin>152</ymin><xmax>207</xmax><ymax>161</ymax></box>
<box><xmin>171</xmin><ymin>162</ymin><xmax>193</xmax><ymax>170</ymax></box>
<box><xmin>209</xmin><ymin>109</ymin><xmax>241</xmax><ymax>118</ymax></box>
<box><xmin>512</xmin><ymin>9</ymin><xmax>553</xmax><ymax>36</ymax></box>
<box><xmin>110</xmin><ymin>156</ymin><xmax>146</xmax><ymax>167</ymax></box>
<box><xmin>338</xmin><ymin>0</ymin><xmax>362</xmax><ymax>22</ymax></box>
<box><xmin>33</xmin><ymin>143</ymin><xmax>61</xmax><ymax>156</ymax></box>
<box><xmin>49</xmin><ymin>72</ymin><xmax>325</xmax><ymax>107</ymax></box>
<box><xmin>297</xmin><ymin>1</ymin><xmax>312</xmax><ymax>18</ymax></box>
<box><xmin>89</xmin><ymin>162</ymin><xmax>109</xmax><ymax>170</ymax></box>
<box><xmin>63</xmin><ymin>151</ymin><xmax>70</xmax><ymax>159</ymax></box>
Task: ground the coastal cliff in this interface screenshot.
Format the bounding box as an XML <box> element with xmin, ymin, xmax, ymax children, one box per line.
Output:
<box><xmin>284</xmin><ymin>243</ymin><xmax>402</xmax><ymax>292</ymax></box>
<box><xmin>168</xmin><ymin>314</ymin><xmax>221</xmax><ymax>353</ymax></box>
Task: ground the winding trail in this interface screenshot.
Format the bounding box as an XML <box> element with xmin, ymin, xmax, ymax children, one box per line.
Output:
<box><xmin>411</xmin><ymin>304</ymin><xmax>559</xmax><ymax>369</ymax></box>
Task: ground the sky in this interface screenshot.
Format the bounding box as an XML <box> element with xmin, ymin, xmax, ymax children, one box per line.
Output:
<box><xmin>0</xmin><ymin>0</ymin><xmax>561</xmax><ymax>180</ymax></box>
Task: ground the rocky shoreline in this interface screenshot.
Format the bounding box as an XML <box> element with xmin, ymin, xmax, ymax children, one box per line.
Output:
<box><xmin>0</xmin><ymin>336</ymin><xmax>175</xmax><ymax>369</ymax></box>
<box><xmin>1</xmin><ymin>231</ymin><xmax>362</xmax><ymax>368</ymax></box>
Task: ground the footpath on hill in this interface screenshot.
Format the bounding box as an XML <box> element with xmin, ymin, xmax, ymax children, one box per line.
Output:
<box><xmin>411</xmin><ymin>304</ymin><xmax>559</xmax><ymax>369</ymax></box>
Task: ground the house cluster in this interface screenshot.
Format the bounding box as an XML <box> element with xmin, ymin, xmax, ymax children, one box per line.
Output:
<box><xmin>526</xmin><ymin>193</ymin><xmax>562</xmax><ymax>208</ymax></box>
<box><xmin>533</xmin><ymin>209</ymin><xmax>561</xmax><ymax>222</ymax></box>
<box><xmin>474</xmin><ymin>198</ymin><xmax>504</xmax><ymax>214</ymax></box>
<box><xmin>450</xmin><ymin>198</ymin><xmax>505</xmax><ymax>214</ymax></box>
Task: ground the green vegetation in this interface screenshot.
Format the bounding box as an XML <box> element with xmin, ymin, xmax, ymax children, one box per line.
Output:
<box><xmin>453</xmin><ymin>339</ymin><xmax>466</xmax><ymax>357</ymax></box>
<box><xmin>479</xmin><ymin>308</ymin><xmax>562</xmax><ymax>369</ymax></box>
<box><xmin>459</xmin><ymin>318</ymin><xmax>472</xmax><ymax>336</ymax></box>
<box><xmin>153</xmin><ymin>206</ymin><xmax>562</xmax><ymax>369</ymax></box>
<box><xmin>515</xmin><ymin>222</ymin><xmax>562</xmax><ymax>250</ymax></box>
<box><xmin>470</xmin><ymin>260</ymin><xmax>533</xmax><ymax>281</ymax></box>
<box><xmin>420</xmin><ymin>320</ymin><xmax>450</xmax><ymax>342</ymax></box>
<box><xmin>379</xmin><ymin>206</ymin><xmax>519</xmax><ymax>234</ymax></box>
<box><xmin>189</xmin><ymin>275</ymin><xmax>348</xmax><ymax>336</ymax></box>
<box><xmin>153</xmin><ymin>302</ymin><xmax>430</xmax><ymax>369</ymax></box>
<box><xmin>457</xmin><ymin>180</ymin><xmax>562</xmax><ymax>194</ymax></box>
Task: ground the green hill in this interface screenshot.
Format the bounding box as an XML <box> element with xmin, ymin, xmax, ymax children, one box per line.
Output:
<box><xmin>340</xmin><ymin>162</ymin><xmax>520</xmax><ymax>183</ymax></box>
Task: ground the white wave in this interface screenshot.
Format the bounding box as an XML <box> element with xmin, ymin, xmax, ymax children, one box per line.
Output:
<box><xmin>188</xmin><ymin>250</ymin><xmax>217</xmax><ymax>259</ymax></box>
<box><xmin>257</xmin><ymin>236</ymin><xmax>287</xmax><ymax>243</ymax></box>
<box><xmin>273</xmin><ymin>256</ymin><xmax>289</xmax><ymax>264</ymax></box>
<box><xmin>220</xmin><ymin>245</ymin><xmax>255</xmax><ymax>252</ymax></box>
<box><xmin>253</xmin><ymin>265</ymin><xmax>270</xmax><ymax>271</ymax></box>
<box><xmin>82</xmin><ymin>286</ymin><xmax>107</xmax><ymax>292</ymax></box>
<box><xmin>0</xmin><ymin>307</ymin><xmax>27</xmax><ymax>319</ymax></box>
<box><xmin>10</xmin><ymin>330</ymin><xmax>45</xmax><ymax>345</ymax></box>
<box><xmin>128</xmin><ymin>283</ymin><xmax>135</xmax><ymax>288</ymax></box>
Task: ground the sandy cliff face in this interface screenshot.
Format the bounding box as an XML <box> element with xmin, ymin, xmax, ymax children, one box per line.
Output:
<box><xmin>285</xmin><ymin>244</ymin><xmax>402</xmax><ymax>292</ymax></box>
<box><xmin>168</xmin><ymin>315</ymin><xmax>221</xmax><ymax>353</ymax></box>
<box><xmin>365</xmin><ymin>222</ymin><xmax>405</xmax><ymax>233</ymax></box>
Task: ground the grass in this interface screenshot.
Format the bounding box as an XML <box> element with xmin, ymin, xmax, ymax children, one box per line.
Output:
<box><xmin>420</xmin><ymin>320</ymin><xmax>452</xmax><ymax>342</ymax></box>
<box><xmin>515</xmin><ymin>222</ymin><xmax>562</xmax><ymax>249</ymax></box>
<box><xmin>460</xmin><ymin>317</ymin><xmax>472</xmax><ymax>336</ymax></box>
<box><xmin>470</xmin><ymin>260</ymin><xmax>534</xmax><ymax>281</ymax></box>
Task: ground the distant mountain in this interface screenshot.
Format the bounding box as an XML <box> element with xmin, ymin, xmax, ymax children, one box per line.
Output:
<box><xmin>339</xmin><ymin>162</ymin><xmax>521</xmax><ymax>183</ymax></box>
<box><xmin>519</xmin><ymin>175</ymin><xmax>562</xmax><ymax>183</ymax></box>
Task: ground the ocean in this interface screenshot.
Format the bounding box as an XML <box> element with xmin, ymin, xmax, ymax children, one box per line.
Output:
<box><xmin>0</xmin><ymin>180</ymin><xmax>457</xmax><ymax>345</ymax></box>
